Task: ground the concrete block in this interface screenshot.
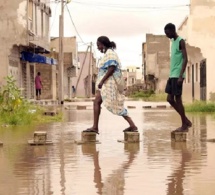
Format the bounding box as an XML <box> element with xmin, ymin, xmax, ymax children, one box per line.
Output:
<box><xmin>124</xmin><ymin>132</ymin><xmax>140</xmax><ymax>143</ymax></box>
<box><xmin>127</xmin><ymin>106</ymin><xmax>136</xmax><ymax>109</ymax></box>
<box><xmin>143</xmin><ymin>106</ymin><xmax>152</xmax><ymax>109</ymax></box>
<box><xmin>171</xmin><ymin>131</ymin><xmax>187</xmax><ymax>142</ymax></box>
<box><xmin>77</xmin><ymin>105</ymin><xmax>87</xmax><ymax>110</ymax></box>
<box><xmin>34</xmin><ymin>131</ymin><xmax>47</xmax><ymax>144</ymax></box>
<box><xmin>156</xmin><ymin>105</ymin><xmax>167</xmax><ymax>109</ymax></box>
<box><xmin>81</xmin><ymin>132</ymin><xmax>97</xmax><ymax>142</ymax></box>
<box><xmin>28</xmin><ymin>131</ymin><xmax>53</xmax><ymax>145</ymax></box>
<box><xmin>44</xmin><ymin>111</ymin><xmax>58</xmax><ymax>116</ymax></box>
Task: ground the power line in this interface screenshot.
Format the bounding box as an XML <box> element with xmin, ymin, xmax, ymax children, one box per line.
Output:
<box><xmin>65</xmin><ymin>4</ymin><xmax>85</xmax><ymax>43</ymax></box>
<box><xmin>72</xmin><ymin>0</ymin><xmax>190</xmax><ymax>9</ymax></box>
<box><xmin>50</xmin><ymin>2</ymin><xmax>59</xmax><ymax>32</ymax></box>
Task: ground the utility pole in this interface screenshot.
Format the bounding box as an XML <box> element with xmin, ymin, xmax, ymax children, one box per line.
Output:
<box><xmin>58</xmin><ymin>0</ymin><xmax>67</xmax><ymax>105</ymax></box>
<box><xmin>87</xmin><ymin>42</ymin><xmax>92</xmax><ymax>98</ymax></box>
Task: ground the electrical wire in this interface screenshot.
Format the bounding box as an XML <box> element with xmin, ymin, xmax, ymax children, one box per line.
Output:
<box><xmin>65</xmin><ymin>4</ymin><xmax>85</xmax><ymax>43</ymax></box>
<box><xmin>72</xmin><ymin>0</ymin><xmax>190</xmax><ymax>9</ymax></box>
<box><xmin>50</xmin><ymin>2</ymin><xmax>59</xmax><ymax>32</ymax></box>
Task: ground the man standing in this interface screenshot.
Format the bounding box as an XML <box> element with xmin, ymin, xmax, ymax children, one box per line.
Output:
<box><xmin>164</xmin><ymin>23</ymin><xmax>192</xmax><ymax>131</ymax></box>
<box><xmin>72</xmin><ymin>85</ymin><xmax>76</xmax><ymax>98</ymax></box>
<box><xmin>35</xmin><ymin>72</ymin><xmax>42</xmax><ymax>100</ymax></box>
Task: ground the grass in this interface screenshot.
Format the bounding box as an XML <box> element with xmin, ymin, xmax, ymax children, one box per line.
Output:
<box><xmin>129</xmin><ymin>91</ymin><xmax>167</xmax><ymax>102</ymax></box>
<box><xmin>0</xmin><ymin>102</ymin><xmax>63</xmax><ymax>126</ymax></box>
<box><xmin>185</xmin><ymin>101</ymin><xmax>215</xmax><ymax>112</ymax></box>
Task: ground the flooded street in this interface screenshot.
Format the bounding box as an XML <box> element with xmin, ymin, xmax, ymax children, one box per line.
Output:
<box><xmin>1</xmin><ymin>101</ymin><xmax>215</xmax><ymax>195</ymax></box>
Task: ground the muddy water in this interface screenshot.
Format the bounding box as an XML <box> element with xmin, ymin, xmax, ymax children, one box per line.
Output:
<box><xmin>0</xmin><ymin>105</ymin><xmax>215</xmax><ymax>195</ymax></box>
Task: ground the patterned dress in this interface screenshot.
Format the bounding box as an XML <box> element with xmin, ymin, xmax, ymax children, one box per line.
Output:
<box><xmin>96</xmin><ymin>49</ymin><xmax>128</xmax><ymax>116</ymax></box>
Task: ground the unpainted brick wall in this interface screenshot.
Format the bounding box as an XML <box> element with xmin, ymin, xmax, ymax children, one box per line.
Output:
<box><xmin>36</xmin><ymin>64</ymin><xmax>53</xmax><ymax>99</ymax></box>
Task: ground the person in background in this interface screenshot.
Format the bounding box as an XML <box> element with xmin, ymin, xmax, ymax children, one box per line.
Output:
<box><xmin>83</xmin><ymin>36</ymin><xmax>137</xmax><ymax>134</ymax></box>
<box><xmin>35</xmin><ymin>72</ymin><xmax>42</xmax><ymax>100</ymax></box>
<box><xmin>72</xmin><ymin>85</ymin><xmax>76</xmax><ymax>98</ymax></box>
<box><xmin>164</xmin><ymin>23</ymin><xmax>192</xmax><ymax>132</ymax></box>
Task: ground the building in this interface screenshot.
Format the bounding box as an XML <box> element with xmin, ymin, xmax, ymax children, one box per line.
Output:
<box><xmin>0</xmin><ymin>0</ymin><xmax>57</xmax><ymax>100</ymax></box>
<box><xmin>50</xmin><ymin>36</ymin><xmax>78</xmax><ymax>99</ymax></box>
<box><xmin>142</xmin><ymin>34</ymin><xmax>170</xmax><ymax>92</ymax></box>
<box><xmin>75</xmin><ymin>49</ymin><xmax>97</xmax><ymax>98</ymax></box>
<box><xmin>177</xmin><ymin>0</ymin><xmax>215</xmax><ymax>102</ymax></box>
<box><xmin>0</xmin><ymin>0</ymin><xmax>56</xmax><ymax>99</ymax></box>
<box><xmin>122</xmin><ymin>66</ymin><xmax>143</xmax><ymax>87</ymax></box>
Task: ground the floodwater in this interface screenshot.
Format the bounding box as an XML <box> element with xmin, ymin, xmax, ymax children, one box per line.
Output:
<box><xmin>1</xmin><ymin>101</ymin><xmax>215</xmax><ymax>195</ymax></box>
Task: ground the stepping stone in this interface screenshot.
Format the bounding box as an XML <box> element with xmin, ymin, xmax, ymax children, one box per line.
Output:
<box><xmin>77</xmin><ymin>105</ymin><xmax>87</xmax><ymax>110</ymax></box>
<box><xmin>127</xmin><ymin>106</ymin><xmax>136</xmax><ymax>109</ymax></box>
<box><xmin>171</xmin><ymin>131</ymin><xmax>187</xmax><ymax>142</ymax></box>
<box><xmin>156</xmin><ymin>105</ymin><xmax>167</xmax><ymax>109</ymax></box>
<box><xmin>44</xmin><ymin>111</ymin><xmax>58</xmax><ymax>116</ymax></box>
<box><xmin>143</xmin><ymin>106</ymin><xmax>152</xmax><ymax>109</ymax></box>
<box><xmin>118</xmin><ymin>132</ymin><xmax>140</xmax><ymax>143</ymax></box>
<box><xmin>75</xmin><ymin>132</ymin><xmax>100</xmax><ymax>145</ymax></box>
<box><xmin>28</xmin><ymin>131</ymin><xmax>53</xmax><ymax>145</ymax></box>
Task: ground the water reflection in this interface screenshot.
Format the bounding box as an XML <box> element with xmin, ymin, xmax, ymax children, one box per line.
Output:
<box><xmin>81</xmin><ymin>143</ymin><xmax>139</xmax><ymax>195</ymax></box>
<box><xmin>1</xmin><ymin>106</ymin><xmax>215</xmax><ymax>194</ymax></box>
<box><xmin>167</xmin><ymin>142</ymin><xmax>192</xmax><ymax>195</ymax></box>
<box><xmin>102</xmin><ymin>143</ymin><xmax>139</xmax><ymax>195</ymax></box>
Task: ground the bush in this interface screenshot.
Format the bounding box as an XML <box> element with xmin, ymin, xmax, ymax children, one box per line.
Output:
<box><xmin>0</xmin><ymin>76</ymin><xmax>62</xmax><ymax>125</ymax></box>
<box><xmin>130</xmin><ymin>90</ymin><xmax>154</xmax><ymax>98</ymax></box>
<box><xmin>185</xmin><ymin>101</ymin><xmax>215</xmax><ymax>112</ymax></box>
<box><xmin>129</xmin><ymin>91</ymin><xmax>167</xmax><ymax>102</ymax></box>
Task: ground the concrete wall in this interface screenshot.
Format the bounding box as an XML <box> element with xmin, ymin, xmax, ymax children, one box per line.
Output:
<box><xmin>76</xmin><ymin>52</ymin><xmax>96</xmax><ymax>98</ymax></box>
<box><xmin>50</xmin><ymin>37</ymin><xmax>78</xmax><ymax>99</ymax></box>
<box><xmin>178</xmin><ymin>0</ymin><xmax>215</xmax><ymax>100</ymax></box>
<box><xmin>36</xmin><ymin>64</ymin><xmax>57</xmax><ymax>99</ymax></box>
<box><xmin>144</xmin><ymin>34</ymin><xmax>170</xmax><ymax>92</ymax></box>
<box><xmin>0</xmin><ymin>0</ymin><xmax>28</xmax><ymax>85</ymax></box>
<box><xmin>50</xmin><ymin>37</ymin><xmax>77</xmax><ymax>63</ymax></box>
<box><xmin>28</xmin><ymin>0</ymin><xmax>51</xmax><ymax>51</ymax></box>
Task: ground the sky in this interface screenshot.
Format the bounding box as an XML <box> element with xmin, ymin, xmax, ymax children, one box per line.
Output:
<box><xmin>50</xmin><ymin>0</ymin><xmax>190</xmax><ymax>68</ymax></box>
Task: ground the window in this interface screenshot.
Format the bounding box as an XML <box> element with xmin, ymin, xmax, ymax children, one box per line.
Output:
<box><xmin>28</xmin><ymin>0</ymin><xmax>33</xmax><ymax>20</ymax></box>
<box><xmin>187</xmin><ymin>66</ymin><xmax>190</xmax><ymax>83</ymax></box>
<box><xmin>196</xmin><ymin>63</ymin><xmax>198</xmax><ymax>82</ymax></box>
<box><xmin>41</xmin><ymin>10</ymin><xmax>44</xmax><ymax>37</ymax></box>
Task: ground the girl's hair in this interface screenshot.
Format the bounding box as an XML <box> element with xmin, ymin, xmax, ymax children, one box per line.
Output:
<box><xmin>97</xmin><ymin>36</ymin><xmax>116</xmax><ymax>49</ymax></box>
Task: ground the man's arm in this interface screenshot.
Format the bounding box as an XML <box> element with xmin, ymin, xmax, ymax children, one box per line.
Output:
<box><xmin>179</xmin><ymin>39</ymin><xmax>188</xmax><ymax>79</ymax></box>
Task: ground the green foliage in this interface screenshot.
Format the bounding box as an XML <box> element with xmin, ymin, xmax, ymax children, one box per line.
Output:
<box><xmin>130</xmin><ymin>90</ymin><xmax>155</xmax><ymax>98</ymax></box>
<box><xmin>185</xmin><ymin>101</ymin><xmax>215</xmax><ymax>112</ymax></box>
<box><xmin>129</xmin><ymin>91</ymin><xmax>166</xmax><ymax>102</ymax></box>
<box><xmin>0</xmin><ymin>76</ymin><xmax>62</xmax><ymax>125</ymax></box>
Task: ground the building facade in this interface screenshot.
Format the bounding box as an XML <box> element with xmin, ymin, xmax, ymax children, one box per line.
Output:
<box><xmin>177</xmin><ymin>0</ymin><xmax>215</xmax><ymax>102</ymax></box>
<box><xmin>142</xmin><ymin>34</ymin><xmax>170</xmax><ymax>92</ymax></box>
<box><xmin>122</xmin><ymin>66</ymin><xmax>143</xmax><ymax>87</ymax></box>
<box><xmin>76</xmin><ymin>50</ymin><xmax>97</xmax><ymax>98</ymax></box>
<box><xmin>0</xmin><ymin>0</ymin><xmax>56</xmax><ymax>100</ymax></box>
<box><xmin>50</xmin><ymin>37</ymin><xmax>78</xmax><ymax>99</ymax></box>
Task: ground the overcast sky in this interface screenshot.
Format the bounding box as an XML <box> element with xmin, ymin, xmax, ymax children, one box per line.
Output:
<box><xmin>50</xmin><ymin>0</ymin><xmax>190</xmax><ymax>67</ymax></box>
